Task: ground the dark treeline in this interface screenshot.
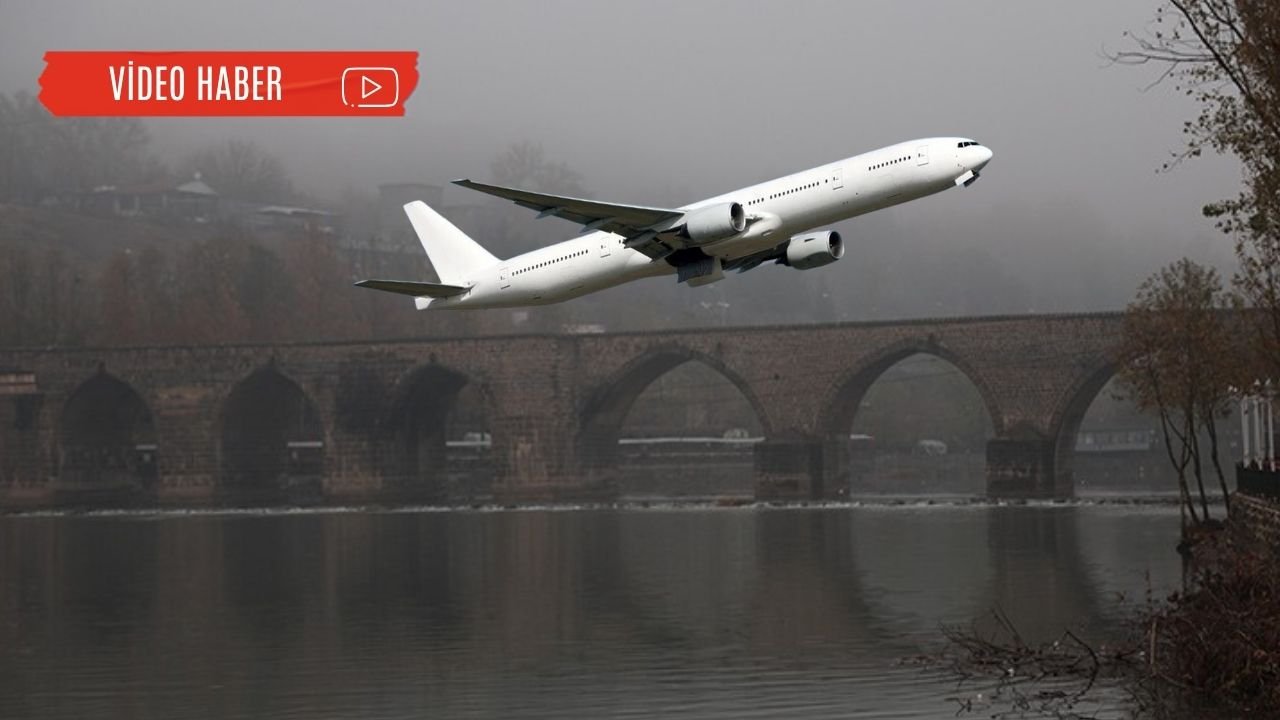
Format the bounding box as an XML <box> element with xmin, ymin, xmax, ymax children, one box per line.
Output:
<box><xmin>0</xmin><ymin>228</ymin><xmax>465</xmax><ymax>347</ymax></box>
<box><xmin>0</xmin><ymin>89</ymin><xmax>1232</xmax><ymax>348</ymax></box>
<box><xmin>0</xmin><ymin>90</ymin><xmax>294</xmax><ymax>205</ymax></box>
<box><xmin>0</xmin><ymin>89</ymin><xmax>497</xmax><ymax>347</ymax></box>
<box><xmin>0</xmin><ymin>93</ymin><xmax>837</xmax><ymax>346</ymax></box>
<box><xmin>0</xmin><ymin>91</ymin><xmax>161</xmax><ymax>203</ymax></box>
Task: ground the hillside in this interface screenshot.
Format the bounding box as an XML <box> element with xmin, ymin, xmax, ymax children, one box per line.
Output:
<box><xmin>0</xmin><ymin>203</ymin><xmax>223</xmax><ymax>264</ymax></box>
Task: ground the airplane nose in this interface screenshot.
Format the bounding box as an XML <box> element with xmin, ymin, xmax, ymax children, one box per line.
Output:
<box><xmin>974</xmin><ymin>146</ymin><xmax>993</xmax><ymax>170</ymax></box>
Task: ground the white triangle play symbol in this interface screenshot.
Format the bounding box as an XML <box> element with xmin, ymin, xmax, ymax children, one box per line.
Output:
<box><xmin>361</xmin><ymin>75</ymin><xmax>382</xmax><ymax>100</ymax></box>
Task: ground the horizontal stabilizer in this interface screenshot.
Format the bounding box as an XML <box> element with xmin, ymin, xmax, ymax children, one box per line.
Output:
<box><xmin>354</xmin><ymin>279</ymin><xmax>468</xmax><ymax>298</ymax></box>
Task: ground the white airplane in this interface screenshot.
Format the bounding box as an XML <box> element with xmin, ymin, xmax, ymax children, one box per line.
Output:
<box><xmin>356</xmin><ymin>137</ymin><xmax>992</xmax><ymax>309</ymax></box>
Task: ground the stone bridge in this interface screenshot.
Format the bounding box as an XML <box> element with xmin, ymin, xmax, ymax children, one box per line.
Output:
<box><xmin>0</xmin><ymin>312</ymin><xmax>1126</xmax><ymax>507</ymax></box>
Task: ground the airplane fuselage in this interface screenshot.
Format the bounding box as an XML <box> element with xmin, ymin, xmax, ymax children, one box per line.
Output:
<box><xmin>416</xmin><ymin>137</ymin><xmax>991</xmax><ymax>309</ymax></box>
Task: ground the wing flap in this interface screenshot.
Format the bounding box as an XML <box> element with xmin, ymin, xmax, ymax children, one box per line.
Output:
<box><xmin>354</xmin><ymin>279</ymin><xmax>469</xmax><ymax>298</ymax></box>
<box><xmin>624</xmin><ymin>231</ymin><xmax>671</xmax><ymax>259</ymax></box>
<box><xmin>723</xmin><ymin>246</ymin><xmax>785</xmax><ymax>274</ymax></box>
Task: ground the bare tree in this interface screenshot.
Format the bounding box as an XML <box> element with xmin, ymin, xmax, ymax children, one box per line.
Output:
<box><xmin>1114</xmin><ymin>1</ymin><xmax>1280</xmax><ymax>379</ymax></box>
<box><xmin>95</xmin><ymin>251</ymin><xmax>140</xmax><ymax>346</ymax></box>
<box><xmin>0</xmin><ymin>91</ymin><xmax>159</xmax><ymax>202</ymax></box>
<box><xmin>1115</xmin><ymin>258</ymin><xmax>1244</xmax><ymax>525</ymax></box>
<box><xmin>0</xmin><ymin>247</ymin><xmax>34</xmax><ymax>346</ymax></box>
<box><xmin>170</xmin><ymin>235</ymin><xmax>251</xmax><ymax>344</ymax></box>
<box><xmin>489</xmin><ymin>140</ymin><xmax>587</xmax><ymax>197</ymax></box>
<box><xmin>183</xmin><ymin>139</ymin><xmax>294</xmax><ymax>203</ymax></box>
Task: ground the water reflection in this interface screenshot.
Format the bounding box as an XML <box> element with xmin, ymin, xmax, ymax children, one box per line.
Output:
<box><xmin>0</xmin><ymin>505</ymin><xmax>1181</xmax><ymax>719</ymax></box>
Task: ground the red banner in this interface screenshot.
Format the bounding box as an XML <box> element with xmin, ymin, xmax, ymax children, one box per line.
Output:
<box><xmin>39</xmin><ymin>51</ymin><xmax>419</xmax><ymax>117</ymax></box>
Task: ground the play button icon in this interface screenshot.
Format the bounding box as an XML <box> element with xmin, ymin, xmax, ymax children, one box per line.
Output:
<box><xmin>341</xmin><ymin>67</ymin><xmax>399</xmax><ymax>108</ymax></box>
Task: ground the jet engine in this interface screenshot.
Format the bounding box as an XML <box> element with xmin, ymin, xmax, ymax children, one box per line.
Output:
<box><xmin>682</xmin><ymin>202</ymin><xmax>746</xmax><ymax>243</ymax></box>
<box><xmin>781</xmin><ymin>231</ymin><xmax>844</xmax><ymax>269</ymax></box>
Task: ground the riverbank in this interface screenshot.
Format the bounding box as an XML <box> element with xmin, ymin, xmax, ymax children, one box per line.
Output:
<box><xmin>936</xmin><ymin>488</ymin><xmax>1280</xmax><ymax>718</ymax></box>
<box><xmin>0</xmin><ymin>493</ymin><xmax>1198</xmax><ymax>518</ymax></box>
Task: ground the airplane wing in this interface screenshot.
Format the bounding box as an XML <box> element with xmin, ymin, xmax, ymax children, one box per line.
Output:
<box><xmin>452</xmin><ymin>179</ymin><xmax>686</xmax><ymax>259</ymax></box>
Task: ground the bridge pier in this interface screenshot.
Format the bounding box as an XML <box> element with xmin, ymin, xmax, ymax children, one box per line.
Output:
<box><xmin>754</xmin><ymin>438</ymin><xmax>828</xmax><ymax>501</ymax></box>
<box><xmin>986</xmin><ymin>437</ymin><xmax>1069</xmax><ymax>499</ymax></box>
<box><xmin>0</xmin><ymin>375</ymin><xmax>45</xmax><ymax>507</ymax></box>
<box><xmin>493</xmin><ymin>415</ymin><xmax>616</xmax><ymax>505</ymax></box>
<box><xmin>322</xmin><ymin>425</ymin><xmax>388</xmax><ymax>503</ymax></box>
<box><xmin>152</xmin><ymin>408</ymin><xmax>219</xmax><ymax>504</ymax></box>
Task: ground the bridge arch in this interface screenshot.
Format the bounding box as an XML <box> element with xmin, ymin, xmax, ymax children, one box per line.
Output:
<box><xmin>816</xmin><ymin>340</ymin><xmax>1002</xmax><ymax>495</ymax></box>
<box><xmin>1048</xmin><ymin>360</ymin><xmax>1118</xmax><ymax>493</ymax></box>
<box><xmin>579</xmin><ymin>346</ymin><xmax>771</xmax><ymax>468</ymax></box>
<box><xmin>382</xmin><ymin>363</ymin><xmax>495</xmax><ymax>500</ymax></box>
<box><xmin>819</xmin><ymin>339</ymin><xmax>1004</xmax><ymax>438</ymax></box>
<box><xmin>218</xmin><ymin>366</ymin><xmax>326</xmax><ymax>499</ymax></box>
<box><xmin>58</xmin><ymin>370</ymin><xmax>157</xmax><ymax>493</ymax></box>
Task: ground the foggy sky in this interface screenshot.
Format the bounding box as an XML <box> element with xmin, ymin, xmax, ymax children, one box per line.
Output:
<box><xmin>0</xmin><ymin>0</ymin><xmax>1247</xmax><ymax>316</ymax></box>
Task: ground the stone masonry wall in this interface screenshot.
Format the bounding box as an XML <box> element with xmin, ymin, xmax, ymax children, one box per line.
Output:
<box><xmin>1232</xmin><ymin>492</ymin><xmax>1280</xmax><ymax>552</ymax></box>
<box><xmin>0</xmin><ymin>312</ymin><xmax>1131</xmax><ymax>507</ymax></box>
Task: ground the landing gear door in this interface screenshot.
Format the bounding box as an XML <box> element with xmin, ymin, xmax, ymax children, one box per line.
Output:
<box><xmin>916</xmin><ymin>144</ymin><xmax>930</xmax><ymax>166</ymax></box>
<box><xmin>499</xmin><ymin>266</ymin><xmax>510</xmax><ymax>289</ymax></box>
<box><xmin>832</xmin><ymin>166</ymin><xmax>843</xmax><ymax>189</ymax></box>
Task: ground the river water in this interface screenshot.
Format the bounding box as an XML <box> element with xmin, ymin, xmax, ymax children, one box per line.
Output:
<box><xmin>0</xmin><ymin>503</ymin><xmax>1183</xmax><ymax>719</ymax></box>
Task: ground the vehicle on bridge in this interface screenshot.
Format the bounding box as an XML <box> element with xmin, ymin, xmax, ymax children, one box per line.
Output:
<box><xmin>914</xmin><ymin>439</ymin><xmax>949</xmax><ymax>456</ymax></box>
<box><xmin>356</xmin><ymin>138</ymin><xmax>993</xmax><ymax>309</ymax></box>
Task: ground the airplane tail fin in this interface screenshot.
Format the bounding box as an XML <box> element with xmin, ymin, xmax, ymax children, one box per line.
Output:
<box><xmin>403</xmin><ymin>200</ymin><xmax>498</xmax><ymax>286</ymax></box>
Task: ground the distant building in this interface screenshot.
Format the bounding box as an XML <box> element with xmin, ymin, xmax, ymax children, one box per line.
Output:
<box><xmin>1075</xmin><ymin>428</ymin><xmax>1156</xmax><ymax>453</ymax></box>
<box><xmin>84</xmin><ymin>173</ymin><xmax>219</xmax><ymax>221</ymax></box>
<box><xmin>0</xmin><ymin>370</ymin><xmax>37</xmax><ymax>396</ymax></box>
<box><xmin>246</xmin><ymin>205</ymin><xmax>342</xmax><ymax>234</ymax></box>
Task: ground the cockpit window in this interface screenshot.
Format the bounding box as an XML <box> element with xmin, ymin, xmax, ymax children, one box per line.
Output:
<box><xmin>957</xmin><ymin>141</ymin><xmax>981</xmax><ymax>148</ymax></box>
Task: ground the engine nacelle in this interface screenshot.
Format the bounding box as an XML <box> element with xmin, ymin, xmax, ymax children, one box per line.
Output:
<box><xmin>782</xmin><ymin>231</ymin><xmax>844</xmax><ymax>270</ymax></box>
<box><xmin>682</xmin><ymin>202</ymin><xmax>746</xmax><ymax>244</ymax></box>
